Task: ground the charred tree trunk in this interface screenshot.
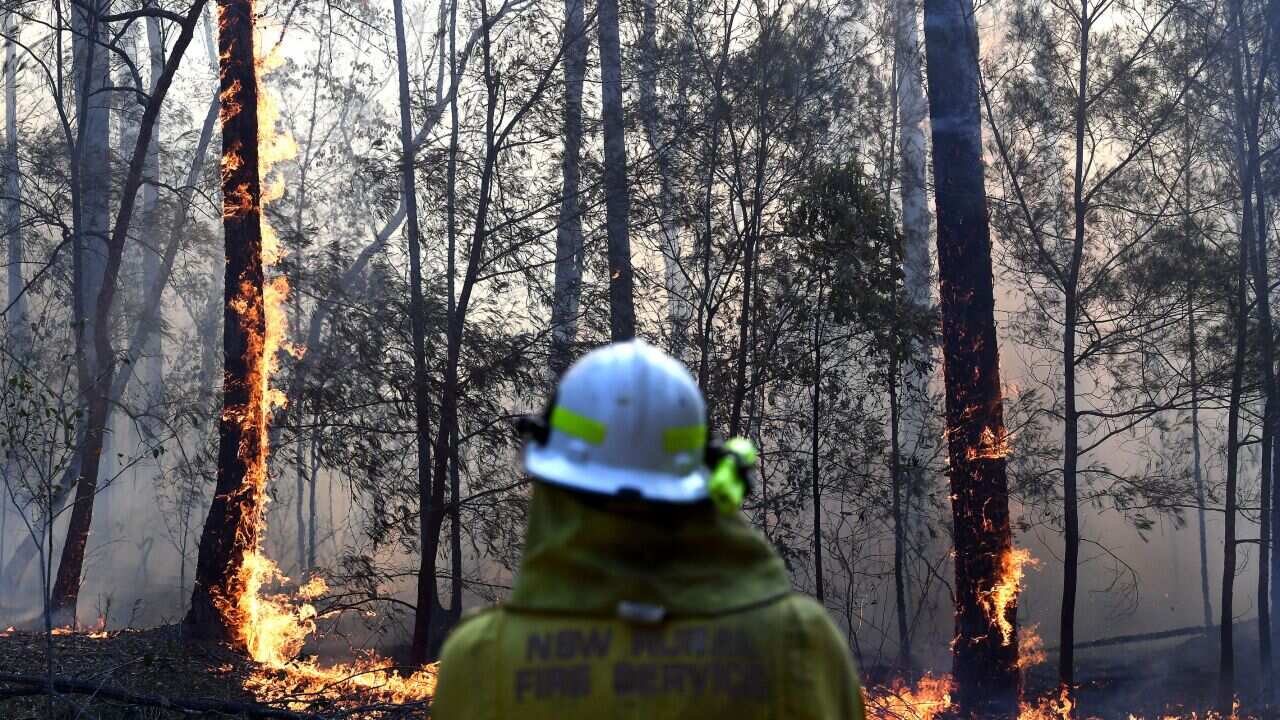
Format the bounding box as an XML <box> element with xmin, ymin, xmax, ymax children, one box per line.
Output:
<box><xmin>549</xmin><ymin>0</ymin><xmax>586</xmax><ymax>378</ymax></box>
<box><xmin>890</xmin><ymin>354</ymin><xmax>911</xmax><ymax>672</ymax></box>
<box><xmin>598</xmin><ymin>0</ymin><xmax>635</xmax><ymax>340</ymax></box>
<box><xmin>921</xmin><ymin>0</ymin><xmax>1020</xmax><ymax>715</ymax></box>
<box><xmin>1219</xmin><ymin>192</ymin><xmax>1249</xmax><ymax>713</ymax></box>
<box><xmin>186</xmin><ymin>0</ymin><xmax>266</xmax><ymax>642</ymax></box>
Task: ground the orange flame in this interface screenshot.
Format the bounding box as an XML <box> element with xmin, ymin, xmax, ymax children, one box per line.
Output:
<box><xmin>211</xmin><ymin>13</ymin><xmax>431</xmax><ymax>710</ymax></box>
<box><xmin>967</xmin><ymin>424</ymin><xmax>1013</xmax><ymax>462</ymax></box>
<box><xmin>981</xmin><ymin>546</ymin><xmax>1036</xmax><ymax>646</ymax></box>
<box><xmin>865</xmin><ymin>673</ymin><xmax>953</xmax><ymax>720</ymax></box>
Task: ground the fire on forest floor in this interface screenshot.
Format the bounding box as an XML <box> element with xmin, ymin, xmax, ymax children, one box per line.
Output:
<box><xmin>4</xmin><ymin>622</ymin><xmax>1280</xmax><ymax>719</ymax></box>
<box><xmin>862</xmin><ymin>624</ymin><xmax>1280</xmax><ymax>720</ymax></box>
<box><xmin>0</xmin><ymin>624</ymin><xmax>430</xmax><ymax>718</ymax></box>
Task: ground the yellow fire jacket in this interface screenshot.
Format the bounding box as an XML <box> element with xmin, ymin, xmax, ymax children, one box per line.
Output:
<box><xmin>432</xmin><ymin>484</ymin><xmax>866</xmax><ymax>719</ymax></box>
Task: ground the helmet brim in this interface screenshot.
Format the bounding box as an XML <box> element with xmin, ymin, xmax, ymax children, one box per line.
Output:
<box><xmin>524</xmin><ymin>442</ymin><xmax>710</xmax><ymax>503</ymax></box>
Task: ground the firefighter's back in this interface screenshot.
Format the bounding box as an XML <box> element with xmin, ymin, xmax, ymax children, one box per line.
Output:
<box><xmin>430</xmin><ymin>342</ymin><xmax>864</xmax><ymax>719</ymax></box>
<box><xmin>433</xmin><ymin>591</ymin><xmax>863</xmax><ymax>720</ymax></box>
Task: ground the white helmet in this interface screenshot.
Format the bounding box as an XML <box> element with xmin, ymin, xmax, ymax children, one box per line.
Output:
<box><xmin>522</xmin><ymin>339</ymin><xmax>710</xmax><ymax>502</ymax></box>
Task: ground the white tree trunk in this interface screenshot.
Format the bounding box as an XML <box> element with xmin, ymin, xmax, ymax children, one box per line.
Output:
<box><xmin>4</xmin><ymin>11</ymin><xmax>24</xmax><ymax>354</ymax></box>
<box><xmin>638</xmin><ymin>0</ymin><xmax>691</xmax><ymax>358</ymax></box>
<box><xmin>893</xmin><ymin>0</ymin><xmax>933</xmax><ymax>670</ymax></box>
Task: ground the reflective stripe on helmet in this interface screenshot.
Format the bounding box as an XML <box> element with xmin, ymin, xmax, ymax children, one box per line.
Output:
<box><xmin>661</xmin><ymin>424</ymin><xmax>707</xmax><ymax>453</ymax></box>
<box><xmin>550</xmin><ymin>406</ymin><xmax>607</xmax><ymax>444</ymax></box>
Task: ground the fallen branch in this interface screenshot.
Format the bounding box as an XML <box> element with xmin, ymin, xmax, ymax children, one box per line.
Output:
<box><xmin>1044</xmin><ymin>623</ymin><xmax>1216</xmax><ymax>652</ymax></box>
<box><xmin>0</xmin><ymin>672</ymin><xmax>321</xmax><ymax>719</ymax></box>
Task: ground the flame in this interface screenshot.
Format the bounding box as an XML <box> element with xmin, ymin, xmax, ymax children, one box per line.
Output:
<box><xmin>210</xmin><ymin>9</ymin><xmax>429</xmax><ymax>710</ymax></box>
<box><xmin>1016</xmin><ymin>625</ymin><xmax>1046</xmax><ymax>670</ymax></box>
<box><xmin>981</xmin><ymin>546</ymin><xmax>1036</xmax><ymax>646</ymax></box>
<box><xmin>967</xmin><ymin>424</ymin><xmax>1013</xmax><ymax>462</ymax></box>
<box><xmin>865</xmin><ymin>677</ymin><xmax>1245</xmax><ymax>720</ymax></box>
<box><xmin>865</xmin><ymin>673</ymin><xmax>953</xmax><ymax>720</ymax></box>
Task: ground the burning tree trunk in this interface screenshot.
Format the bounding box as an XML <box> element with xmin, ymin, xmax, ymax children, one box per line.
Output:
<box><xmin>920</xmin><ymin>0</ymin><xmax>1020</xmax><ymax>715</ymax></box>
<box><xmin>186</xmin><ymin>0</ymin><xmax>267</xmax><ymax>642</ymax></box>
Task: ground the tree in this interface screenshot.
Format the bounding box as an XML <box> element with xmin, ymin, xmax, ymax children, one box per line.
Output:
<box><xmin>892</xmin><ymin>0</ymin><xmax>933</xmax><ymax>672</ymax></box>
<box><xmin>51</xmin><ymin>0</ymin><xmax>208</xmax><ymax>625</ymax></box>
<box><xmin>186</xmin><ymin>0</ymin><xmax>268</xmax><ymax>641</ymax></box>
<box><xmin>548</xmin><ymin>0</ymin><xmax>587</xmax><ymax>376</ymax></box>
<box><xmin>598</xmin><ymin>0</ymin><xmax>635</xmax><ymax>340</ymax></box>
<box><xmin>921</xmin><ymin>0</ymin><xmax>1020</xmax><ymax>714</ymax></box>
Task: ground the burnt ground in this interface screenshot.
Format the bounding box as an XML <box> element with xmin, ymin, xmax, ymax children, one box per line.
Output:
<box><xmin>0</xmin><ymin>625</ymin><xmax>435</xmax><ymax>720</ymax></box>
<box><xmin>5</xmin><ymin>621</ymin><xmax>1280</xmax><ymax>719</ymax></box>
<box><xmin>0</xmin><ymin>625</ymin><xmax>269</xmax><ymax>719</ymax></box>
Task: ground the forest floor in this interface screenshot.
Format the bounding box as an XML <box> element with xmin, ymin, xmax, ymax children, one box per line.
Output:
<box><xmin>0</xmin><ymin>624</ymin><xmax>269</xmax><ymax>718</ymax></box>
<box><xmin>0</xmin><ymin>625</ymin><xmax>429</xmax><ymax>719</ymax></box>
<box><xmin>3</xmin><ymin>623</ymin><xmax>1280</xmax><ymax>719</ymax></box>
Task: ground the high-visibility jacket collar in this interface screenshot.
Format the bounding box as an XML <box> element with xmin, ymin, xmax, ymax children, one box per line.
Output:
<box><xmin>508</xmin><ymin>483</ymin><xmax>792</xmax><ymax>617</ymax></box>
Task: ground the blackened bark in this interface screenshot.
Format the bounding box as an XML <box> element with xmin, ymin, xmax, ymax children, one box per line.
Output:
<box><xmin>598</xmin><ymin>0</ymin><xmax>635</xmax><ymax>340</ymax></box>
<box><xmin>186</xmin><ymin>0</ymin><xmax>266</xmax><ymax>642</ymax></box>
<box><xmin>1219</xmin><ymin>193</ymin><xmax>1248</xmax><ymax>713</ymax></box>
<box><xmin>921</xmin><ymin>0</ymin><xmax>1020</xmax><ymax>714</ymax></box>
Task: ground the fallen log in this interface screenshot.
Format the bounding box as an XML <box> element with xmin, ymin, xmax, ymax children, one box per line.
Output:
<box><xmin>1044</xmin><ymin>624</ymin><xmax>1214</xmax><ymax>652</ymax></box>
<box><xmin>0</xmin><ymin>672</ymin><xmax>321</xmax><ymax>719</ymax></box>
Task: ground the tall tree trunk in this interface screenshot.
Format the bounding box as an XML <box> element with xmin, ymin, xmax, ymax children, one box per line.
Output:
<box><xmin>55</xmin><ymin>0</ymin><xmax>205</xmax><ymax>629</ymax></box>
<box><xmin>141</xmin><ymin>1</ymin><xmax>165</xmax><ymax>432</ymax></box>
<box><xmin>1219</xmin><ymin>193</ymin><xmax>1249</xmax><ymax>714</ymax></box>
<box><xmin>895</xmin><ymin>0</ymin><xmax>932</xmax><ymax>490</ymax></box>
<box><xmin>1181</xmin><ymin>109</ymin><xmax>1212</xmax><ymax>632</ymax></box>
<box><xmin>1223</xmin><ymin>0</ymin><xmax>1268</xmax><ymax>703</ymax></box>
<box><xmin>548</xmin><ymin>0</ymin><xmax>586</xmax><ymax>378</ymax></box>
<box><xmin>1057</xmin><ymin>2</ymin><xmax>1093</xmax><ymax>691</ymax></box>
<box><xmin>50</xmin><ymin>0</ymin><xmax>115</xmax><ymax>627</ymax></box>
<box><xmin>186</xmin><ymin>0</ymin><xmax>267</xmax><ymax>641</ymax></box>
<box><xmin>424</xmin><ymin>3</ymin><xmax>503</xmax><ymax>658</ymax></box>
<box><xmin>396</xmin><ymin>0</ymin><xmax>438</xmax><ymax>666</ymax></box>
<box><xmin>598</xmin><ymin>0</ymin><xmax>635</xmax><ymax>340</ymax></box>
<box><xmin>811</xmin><ymin>275</ymin><xmax>824</xmax><ymax>605</ymax></box>
<box><xmin>893</xmin><ymin>0</ymin><xmax>930</xmax><ymax>675</ymax></box>
<box><xmin>639</xmin><ymin>0</ymin><xmax>690</xmax><ymax>356</ymax></box>
<box><xmin>4</xmin><ymin>10</ymin><xmax>24</xmax><ymax>357</ymax></box>
<box><xmin>2</xmin><ymin>10</ymin><xmax>25</xmax><ymax>606</ymax></box>
<box><xmin>921</xmin><ymin>0</ymin><xmax>1020</xmax><ymax>714</ymax></box>
<box><xmin>890</xmin><ymin>354</ymin><xmax>911</xmax><ymax>673</ymax></box>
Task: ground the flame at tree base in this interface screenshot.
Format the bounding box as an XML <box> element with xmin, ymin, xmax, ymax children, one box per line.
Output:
<box><xmin>225</xmin><ymin>551</ymin><xmax>437</xmax><ymax>709</ymax></box>
<box><xmin>201</xmin><ymin>7</ymin><xmax>438</xmax><ymax>711</ymax></box>
<box><xmin>864</xmin><ymin>677</ymin><xmax>1243</xmax><ymax>720</ymax></box>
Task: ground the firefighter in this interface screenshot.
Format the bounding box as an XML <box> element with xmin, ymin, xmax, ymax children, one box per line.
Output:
<box><xmin>432</xmin><ymin>339</ymin><xmax>865</xmax><ymax>719</ymax></box>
